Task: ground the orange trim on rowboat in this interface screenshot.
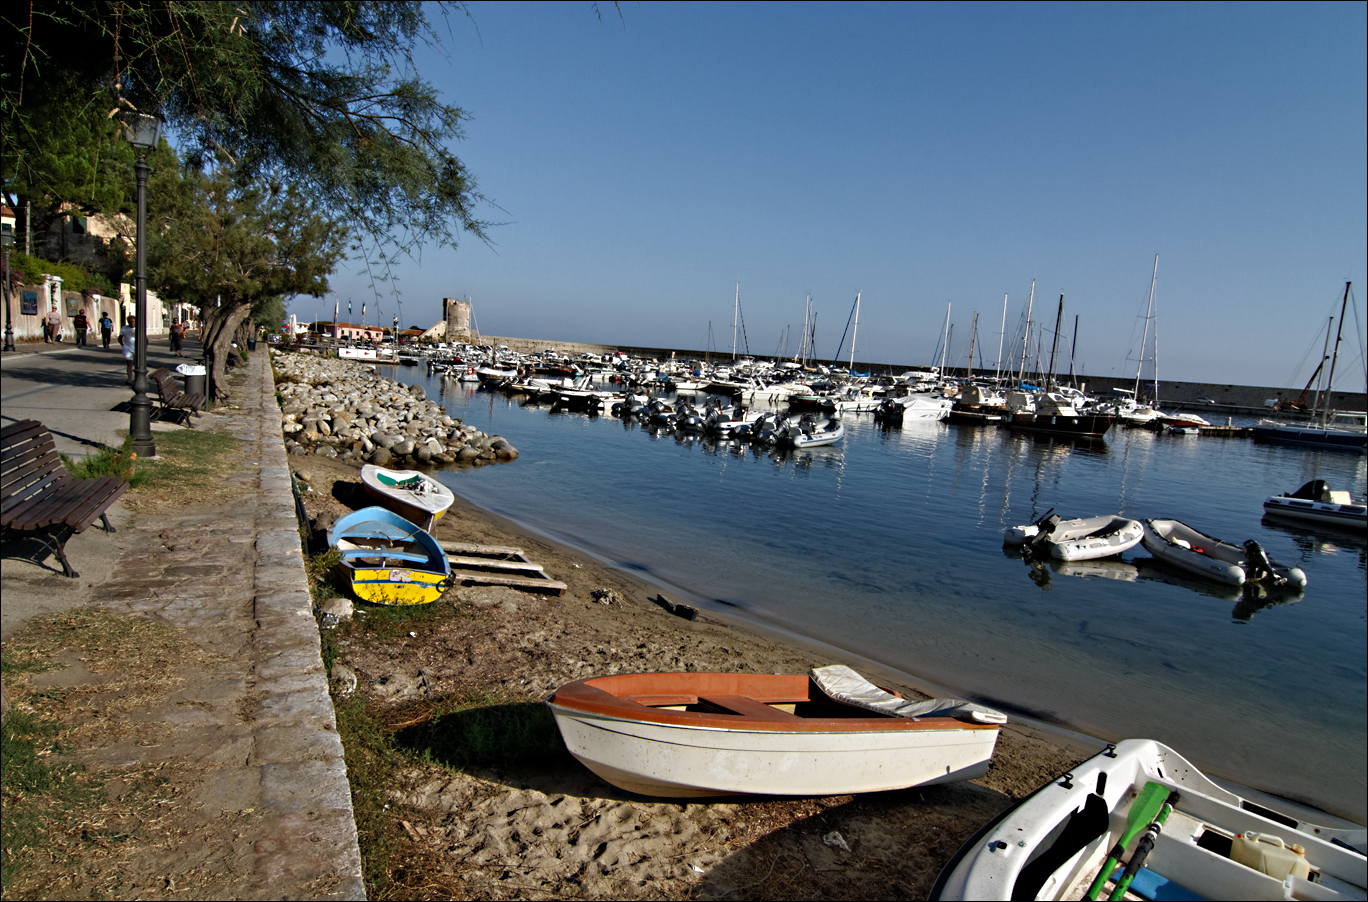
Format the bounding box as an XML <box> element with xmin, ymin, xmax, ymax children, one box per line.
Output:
<box><xmin>547</xmin><ymin>673</ymin><xmax>999</xmax><ymax>734</ymax></box>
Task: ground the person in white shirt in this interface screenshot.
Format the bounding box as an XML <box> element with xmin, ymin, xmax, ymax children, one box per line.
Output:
<box><xmin>120</xmin><ymin>316</ymin><xmax>137</xmax><ymax>383</ymax></box>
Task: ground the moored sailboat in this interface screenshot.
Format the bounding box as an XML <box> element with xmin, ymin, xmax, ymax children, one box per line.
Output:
<box><xmin>1254</xmin><ymin>282</ymin><xmax>1366</xmax><ymax>453</ymax></box>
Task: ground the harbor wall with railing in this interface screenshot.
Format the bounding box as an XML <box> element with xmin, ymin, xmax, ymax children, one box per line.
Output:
<box><xmin>472</xmin><ymin>334</ymin><xmax>1366</xmax><ymax>413</ymax></box>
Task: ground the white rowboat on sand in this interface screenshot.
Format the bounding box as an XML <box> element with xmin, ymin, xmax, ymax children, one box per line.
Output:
<box><xmin>360</xmin><ymin>464</ymin><xmax>455</xmax><ymax>532</ymax></box>
<box><xmin>547</xmin><ymin>666</ymin><xmax>1005</xmax><ymax>799</ymax></box>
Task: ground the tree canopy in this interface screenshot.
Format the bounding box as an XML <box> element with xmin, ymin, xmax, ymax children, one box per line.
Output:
<box><xmin>2</xmin><ymin>1</ymin><xmax>488</xmax><ymax>252</ymax></box>
<box><xmin>4</xmin><ymin>0</ymin><xmax>495</xmax><ymax>400</ymax></box>
<box><xmin>147</xmin><ymin>158</ymin><xmax>346</xmax><ymax>396</ymax></box>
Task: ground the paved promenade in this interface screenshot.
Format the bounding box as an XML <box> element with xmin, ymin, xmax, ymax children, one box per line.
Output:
<box><xmin>1</xmin><ymin>339</ymin><xmax>365</xmax><ymax>899</ymax></box>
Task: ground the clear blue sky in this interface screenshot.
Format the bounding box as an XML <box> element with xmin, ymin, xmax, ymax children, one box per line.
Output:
<box><xmin>300</xmin><ymin>1</ymin><xmax>1367</xmax><ymax>389</ymax></box>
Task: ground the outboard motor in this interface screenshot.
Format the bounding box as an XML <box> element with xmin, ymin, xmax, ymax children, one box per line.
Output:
<box><xmin>1023</xmin><ymin>512</ymin><xmax>1060</xmax><ymax>560</ymax></box>
<box><xmin>1242</xmin><ymin>540</ymin><xmax>1285</xmax><ymax>586</ymax></box>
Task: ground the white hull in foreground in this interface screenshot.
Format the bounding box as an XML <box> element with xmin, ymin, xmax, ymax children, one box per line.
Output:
<box><xmin>933</xmin><ymin>738</ymin><xmax>1366</xmax><ymax>901</ymax></box>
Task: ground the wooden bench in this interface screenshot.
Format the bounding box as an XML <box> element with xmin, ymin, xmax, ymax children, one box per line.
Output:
<box><xmin>149</xmin><ymin>368</ymin><xmax>206</xmax><ymax>425</ymax></box>
<box><xmin>1</xmin><ymin>419</ymin><xmax>128</xmax><ymax>578</ymax></box>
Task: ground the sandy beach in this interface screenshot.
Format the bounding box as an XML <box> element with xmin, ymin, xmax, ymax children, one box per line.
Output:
<box><xmin>298</xmin><ymin>453</ymin><xmax>1097</xmax><ymax>899</ymax></box>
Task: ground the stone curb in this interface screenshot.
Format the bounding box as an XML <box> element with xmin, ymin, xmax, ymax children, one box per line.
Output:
<box><xmin>244</xmin><ymin>350</ymin><xmax>367</xmax><ymax>900</ymax></box>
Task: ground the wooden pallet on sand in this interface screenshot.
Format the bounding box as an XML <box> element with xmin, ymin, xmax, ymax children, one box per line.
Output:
<box><xmin>438</xmin><ymin>540</ymin><xmax>568</xmax><ymax>596</ymax></box>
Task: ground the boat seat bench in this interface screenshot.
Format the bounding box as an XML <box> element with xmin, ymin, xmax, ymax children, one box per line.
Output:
<box><xmin>337</xmin><ymin>548</ymin><xmax>430</xmax><ymax>563</ymax></box>
<box><xmin>628</xmin><ymin>693</ymin><xmax>810</xmax><ymax>720</ymax></box>
<box><xmin>699</xmin><ymin>695</ymin><xmax>805</xmax><ymax>721</ymax></box>
<box><xmin>1</xmin><ymin>419</ymin><xmax>127</xmax><ymax>578</ymax></box>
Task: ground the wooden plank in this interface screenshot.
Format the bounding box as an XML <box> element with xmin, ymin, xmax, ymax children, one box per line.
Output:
<box><xmin>1</xmin><ymin>436</ymin><xmax>50</xmax><ymax>466</ymax></box>
<box><xmin>629</xmin><ymin>695</ymin><xmax>699</xmax><ymax>707</ymax></box>
<box><xmin>445</xmin><ymin>554</ymin><xmax>545</xmax><ymax>574</ymax></box>
<box><xmin>0</xmin><ymin>420</ymin><xmax>45</xmax><ymax>444</ymax></box>
<box><xmin>439</xmin><ymin>540</ymin><xmax>527</xmax><ymax>557</ymax></box>
<box><xmin>449</xmin><ymin>570</ymin><xmax>567</xmax><ymax>595</ymax></box>
<box><xmin>2</xmin><ymin>470</ymin><xmax>65</xmax><ymax>515</ymax></box>
<box><xmin>66</xmin><ymin>479</ymin><xmax>127</xmax><ymax>532</ymax></box>
<box><xmin>2</xmin><ymin>450</ymin><xmax>63</xmax><ymax>491</ymax></box>
<box><xmin>699</xmin><ymin>695</ymin><xmax>805</xmax><ymax>721</ymax></box>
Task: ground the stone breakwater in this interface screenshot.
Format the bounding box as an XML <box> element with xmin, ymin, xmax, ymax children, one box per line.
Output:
<box><xmin>271</xmin><ymin>349</ymin><xmax>519</xmax><ymax>466</ymax></box>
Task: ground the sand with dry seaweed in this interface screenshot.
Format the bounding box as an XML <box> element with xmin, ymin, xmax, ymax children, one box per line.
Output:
<box><xmin>299</xmin><ymin>455</ymin><xmax>1094</xmax><ymax>900</ymax></box>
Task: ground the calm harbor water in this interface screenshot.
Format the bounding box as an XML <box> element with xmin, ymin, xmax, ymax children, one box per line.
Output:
<box><xmin>413</xmin><ymin>372</ymin><xmax>1366</xmax><ymax>822</ymax></box>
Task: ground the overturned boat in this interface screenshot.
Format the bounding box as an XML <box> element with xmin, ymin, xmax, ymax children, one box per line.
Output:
<box><xmin>327</xmin><ymin>506</ymin><xmax>453</xmax><ymax>605</ymax></box>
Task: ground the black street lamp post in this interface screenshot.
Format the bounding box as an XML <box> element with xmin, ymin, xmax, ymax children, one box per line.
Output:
<box><xmin>2</xmin><ymin>224</ymin><xmax>14</xmax><ymax>352</ymax></box>
<box><xmin>123</xmin><ymin>111</ymin><xmax>159</xmax><ymax>459</ymax></box>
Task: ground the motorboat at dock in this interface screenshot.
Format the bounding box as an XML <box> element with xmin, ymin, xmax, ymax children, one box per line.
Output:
<box><xmin>1263</xmin><ymin>480</ymin><xmax>1367</xmax><ymax>532</ymax></box>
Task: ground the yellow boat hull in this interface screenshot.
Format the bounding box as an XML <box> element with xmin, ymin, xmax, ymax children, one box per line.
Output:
<box><xmin>349</xmin><ymin>568</ymin><xmax>450</xmax><ymax>606</ymax></box>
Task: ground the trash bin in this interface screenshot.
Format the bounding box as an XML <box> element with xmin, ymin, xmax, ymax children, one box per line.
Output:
<box><xmin>247</xmin><ymin>338</ymin><xmax>257</xmax><ymax>351</ymax></box>
<box><xmin>176</xmin><ymin>363</ymin><xmax>207</xmax><ymax>396</ymax></box>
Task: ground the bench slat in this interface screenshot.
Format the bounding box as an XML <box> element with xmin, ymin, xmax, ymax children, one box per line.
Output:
<box><xmin>0</xmin><ymin>433</ymin><xmax>56</xmax><ymax>467</ymax></box>
<box><xmin>65</xmin><ymin>479</ymin><xmax>128</xmax><ymax>532</ymax></box>
<box><xmin>2</xmin><ymin>448</ymin><xmax>63</xmax><ymax>490</ymax></box>
<box><xmin>8</xmin><ymin>492</ymin><xmax>74</xmax><ymax>530</ymax></box>
<box><xmin>1</xmin><ymin>469</ymin><xmax>67</xmax><ymax>517</ymax></box>
<box><xmin>8</xmin><ymin>476</ymin><xmax>112</xmax><ymax>532</ymax></box>
<box><xmin>0</xmin><ymin>419</ymin><xmax>46</xmax><ymax>443</ymax></box>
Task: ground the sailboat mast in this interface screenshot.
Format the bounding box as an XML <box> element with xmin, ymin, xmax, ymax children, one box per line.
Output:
<box><xmin>732</xmin><ymin>283</ymin><xmax>739</xmax><ymax>361</ymax></box>
<box><xmin>1047</xmin><ymin>294</ymin><xmax>1064</xmax><ymax>389</ymax></box>
<box><xmin>996</xmin><ymin>293</ymin><xmax>1007</xmax><ymax>384</ymax></box>
<box><xmin>968</xmin><ymin>312</ymin><xmax>979</xmax><ymax>381</ymax></box>
<box><xmin>1321</xmin><ymin>281</ymin><xmax>1352</xmax><ymax>426</ymax></box>
<box><xmin>1069</xmin><ymin>314</ymin><xmax>1079</xmax><ymax>386</ymax></box>
<box><xmin>1018</xmin><ymin>280</ymin><xmax>1035</xmax><ymax>384</ymax></box>
<box><xmin>940</xmin><ymin>302</ymin><xmax>951</xmax><ymax>373</ymax></box>
<box><xmin>1135</xmin><ymin>254</ymin><xmax>1158</xmax><ymax>400</ymax></box>
<box><xmin>1311</xmin><ymin>316</ymin><xmax>1333</xmax><ymax>414</ymax></box>
<box><xmin>849</xmin><ymin>291</ymin><xmax>860</xmax><ymax>371</ymax></box>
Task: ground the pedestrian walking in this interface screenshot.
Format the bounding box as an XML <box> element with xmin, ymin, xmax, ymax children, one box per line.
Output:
<box><xmin>100</xmin><ymin>312</ymin><xmax>114</xmax><ymax>348</ymax></box>
<box><xmin>170</xmin><ymin>318</ymin><xmax>184</xmax><ymax>356</ymax></box>
<box><xmin>73</xmin><ymin>310</ymin><xmax>90</xmax><ymax>346</ymax></box>
<box><xmin>120</xmin><ymin>316</ymin><xmax>137</xmax><ymax>383</ymax></box>
<box><xmin>45</xmin><ymin>306</ymin><xmax>61</xmax><ymax>342</ymax></box>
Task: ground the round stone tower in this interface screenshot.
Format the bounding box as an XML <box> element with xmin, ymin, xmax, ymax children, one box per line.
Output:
<box><xmin>444</xmin><ymin>297</ymin><xmax>472</xmax><ymax>341</ymax></box>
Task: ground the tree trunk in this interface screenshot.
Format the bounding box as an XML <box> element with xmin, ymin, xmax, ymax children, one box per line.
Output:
<box><xmin>200</xmin><ymin>301</ymin><xmax>250</xmax><ymax>403</ymax></box>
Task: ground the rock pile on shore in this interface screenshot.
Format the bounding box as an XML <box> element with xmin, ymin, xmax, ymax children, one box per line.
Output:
<box><xmin>271</xmin><ymin>349</ymin><xmax>518</xmax><ymax>466</ymax></box>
